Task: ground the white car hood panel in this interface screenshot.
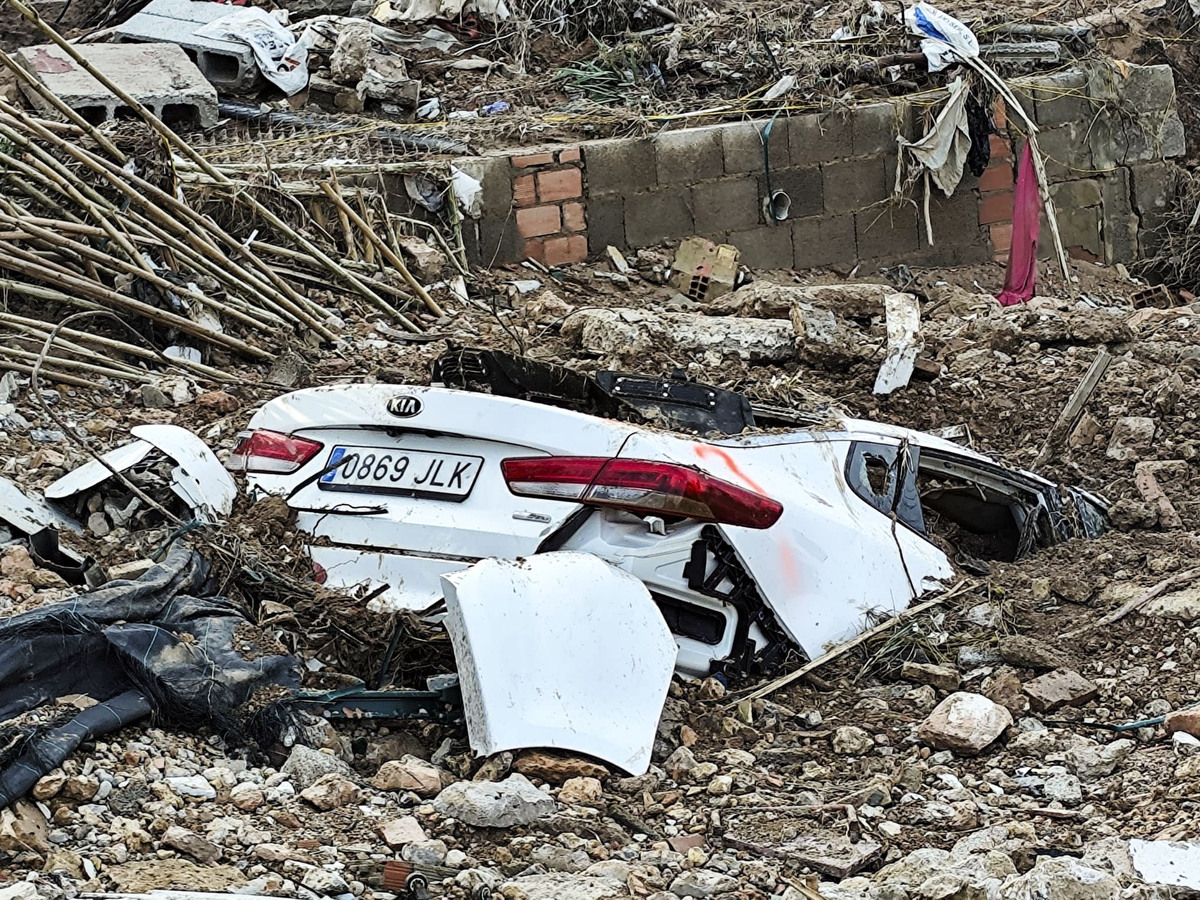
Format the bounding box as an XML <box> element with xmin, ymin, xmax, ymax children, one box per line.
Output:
<box><xmin>441</xmin><ymin>552</ymin><xmax>677</xmax><ymax>775</ymax></box>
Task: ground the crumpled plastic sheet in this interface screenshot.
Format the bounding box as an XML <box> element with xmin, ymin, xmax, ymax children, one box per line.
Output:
<box><xmin>0</xmin><ymin>547</ymin><xmax>302</xmax><ymax>807</ymax></box>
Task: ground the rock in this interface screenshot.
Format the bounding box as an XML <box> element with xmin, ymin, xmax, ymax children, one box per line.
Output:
<box><xmin>901</xmin><ymin>662</ymin><xmax>961</xmax><ymax>692</ymax></box>
<box><xmin>230</xmin><ymin>782</ymin><xmax>265</xmax><ymax>811</ymax></box>
<box><xmin>1003</xmin><ymin>857</ymin><xmax>1119</xmax><ymax>900</ymax></box>
<box><xmin>397</xmin><ymin>235</ymin><xmax>448</xmax><ymax>280</ymax></box>
<box><xmin>140</xmin><ymin>383</ymin><xmax>172</xmax><ymax>409</ymax></box>
<box><xmin>378</xmin><ymin>815</ymin><xmax>427</xmax><ymax>848</ymax></box>
<box><xmin>62</xmin><ymin>774</ymin><xmax>99</xmax><ymax>801</ymax></box>
<box><xmin>402</xmin><ymin>839</ymin><xmax>449</xmax><ymax>866</ymax></box>
<box><xmin>1146</xmin><ymin>586</ymin><xmax>1200</xmax><ymax>622</ymax></box>
<box><xmin>918</xmin><ymin>692</ymin><xmax>1013</xmax><ymax>755</ymax></box>
<box><xmin>433</xmin><ymin>774</ymin><xmax>556</xmax><ymax>827</ymax></box>
<box><xmin>300</xmin><ymin>773</ymin><xmax>361</xmax><ymax>810</ymax></box>
<box><xmin>530</xmin><ymin>845</ymin><xmax>590</xmax><ymax>873</ymax></box>
<box><xmin>513</xmin><ymin>750</ymin><xmax>609</xmax><ymax>783</ymax></box>
<box><xmin>363</xmin><ymin>732</ymin><xmax>427</xmax><ymax>768</ymax></box>
<box><xmin>372</xmin><ymin>755</ymin><xmax>444</xmax><ymax>797</ymax></box>
<box><xmin>706</xmin><ymin>774</ymin><xmax>733</xmax><ymax>795</ymax></box>
<box><xmin>281</xmin><ymin>744</ymin><xmax>356</xmax><ymax>790</ymax></box>
<box><xmin>1043</xmin><ymin>773</ymin><xmax>1082</xmax><ymax>805</ymax></box>
<box><xmin>106</xmin><ymin>860</ymin><xmax>247</xmax><ymax>892</ymax></box>
<box><xmin>32</xmin><ymin>772</ymin><xmax>66</xmax><ymax>800</ymax></box>
<box><xmin>1106</xmin><ymin>417</ymin><xmax>1156</xmax><ymax>461</ymax></box>
<box><xmin>1023</xmin><ymin>669</ymin><xmax>1099</xmax><ymax>713</ymax></box>
<box><xmin>1066</xmin><ymin>739</ymin><xmax>1134</xmax><ymax>780</ymax></box>
<box><xmin>473</xmin><ymin>752</ymin><xmax>513</xmax><ymax>782</ymax></box>
<box><xmin>559</xmin><ymin>776</ymin><xmax>603</xmax><ymax>806</ymax></box>
<box><xmin>670</xmin><ymin>870</ymin><xmax>739</xmax><ymax>898</ymax></box>
<box><xmin>162</xmin><ymin>825</ymin><xmax>222</xmax><ymax>863</ymax></box>
<box><xmin>790</xmin><ymin>302</ymin><xmax>864</xmax><ymax>366</ymax></box>
<box><xmin>697</xmin><ymin>677</ymin><xmax>726</xmax><ymax>700</ymax></box>
<box><xmin>832</xmin><ymin>726</ymin><xmax>875</xmax><ymax>756</ymax></box>
<box><xmin>301</xmin><ymin>867</ymin><xmax>350</xmax><ymax>896</ymax></box>
<box><xmin>0</xmin><ymin>801</ymin><xmax>49</xmax><ymax>853</ymax></box>
<box><xmin>563</xmin><ymin>307</ymin><xmax>795</xmax><ymax>364</ymax></box>
<box><xmin>1165</xmin><ymin>709</ymin><xmax>1200</xmax><ymax>739</ymax></box>
<box><xmin>195</xmin><ymin>390</ymin><xmax>239</xmax><ymax>413</ymax></box>
<box><xmin>664</xmin><ymin>746</ymin><xmax>698</xmax><ymax>781</ymax></box>
<box><xmin>998</xmin><ymin>635</ymin><xmax>1069</xmax><ymax>671</ymax></box>
<box><xmin>982</xmin><ymin>667</ymin><xmax>1026</xmax><ymax>715</ymax></box>
<box><xmin>500</xmin><ymin>872</ymin><xmax>628</xmax><ymax>900</ymax></box>
<box><xmin>0</xmin><ymin>884</ymin><xmax>39</xmax><ymax>900</ymax></box>
<box><xmin>957</xmin><ymin>645</ymin><xmax>1002</xmax><ymax>668</ymax></box>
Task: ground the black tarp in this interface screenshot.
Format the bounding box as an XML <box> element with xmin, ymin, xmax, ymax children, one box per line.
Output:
<box><xmin>0</xmin><ymin>547</ymin><xmax>302</xmax><ymax>807</ymax></box>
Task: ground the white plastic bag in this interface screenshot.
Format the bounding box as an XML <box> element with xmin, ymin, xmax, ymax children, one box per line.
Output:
<box><xmin>196</xmin><ymin>7</ymin><xmax>312</xmax><ymax>95</ymax></box>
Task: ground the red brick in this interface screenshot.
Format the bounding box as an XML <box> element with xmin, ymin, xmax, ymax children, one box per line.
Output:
<box><xmin>523</xmin><ymin>238</ymin><xmax>546</xmax><ymax>263</ymax></box>
<box><xmin>558</xmin><ymin>147</ymin><xmax>581</xmax><ymax>163</ymax></box>
<box><xmin>513</xmin><ymin>174</ymin><xmax>536</xmax><ymax>207</ymax></box>
<box><xmin>537</xmin><ymin>168</ymin><xmax>583</xmax><ymax>203</ymax></box>
<box><xmin>512</xmin><ymin>152</ymin><xmax>554</xmax><ymax>168</ymax></box>
<box><xmin>542</xmin><ymin>234</ymin><xmax>588</xmax><ymax>267</ymax></box>
<box><xmin>990</xmin><ymin>222</ymin><xmax>1012</xmax><ymax>254</ymax></box>
<box><xmin>989</xmin><ymin>134</ymin><xmax>1013</xmax><ymax>160</ymax></box>
<box><xmin>979</xmin><ymin>164</ymin><xmax>1014</xmax><ymax>193</ymax></box>
<box><xmin>1069</xmin><ymin>246</ymin><xmax>1099</xmax><ymax>262</ymax></box>
<box><xmin>562</xmin><ymin>201</ymin><xmax>586</xmax><ymax>232</ymax></box>
<box><xmin>978</xmin><ymin>191</ymin><xmax>1014</xmax><ymax>226</ymax></box>
<box><xmin>516</xmin><ymin>205</ymin><xmax>560</xmax><ymax>238</ymax></box>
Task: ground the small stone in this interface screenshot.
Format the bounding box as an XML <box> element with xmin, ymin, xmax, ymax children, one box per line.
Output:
<box><xmin>1004</xmin><ymin>856</ymin><xmax>1118</xmax><ymax>899</ymax></box>
<box><xmin>379</xmin><ymin>816</ymin><xmax>427</xmax><ymax>848</ymax></box>
<box><xmin>512</xmin><ymin>750</ymin><xmax>609</xmax><ymax>784</ymax></box>
<box><xmin>140</xmin><ymin>384</ymin><xmax>173</xmax><ymax>409</ymax></box>
<box><xmin>165</xmin><ymin>775</ymin><xmax>217</xmax><ymax>801</ymax></box>
<box><xmin>195</xmin><ymin>390</ymin><xmax>240</xmax><ymax>413</ymax></box>
<box><xmin>402</xmin><ymin>839</ymin><xmax>449</xmax><ymax>867</ymax></box>
<box><xmin>918</xmin><ymin>692</ymin><xmax>1013</xmax><ymax>755</ymax></box>
<box><xmin>1042</xmin><ymin>773</ymin><xmax>1082</xmax><ymax>805</ymax></box>
<box><xmin>670</xmin><ymin>869</ymin><xmax>739</xmax><ymax>898</ymax></box>
<box><xmin>664</xmin><ymin>746</ymin><xmax>698</xmax><ymax>781</ymax></box>
<box><xmin>1107</xmin><ymin>416</ymin><xmax>1156</xmax><ymax>461</ymax></box>
<box><xmin>558</xmin><ymin>776</ymin><xmax>604</xmax><ymax>806</ymax></box>
<box><xmin>372</xmin><ymin>756</ymin><xmax>444</xmax><ymax>797</ymax></box>
<box><xmin>300</xmin><ymin>773</ymin><xmax>361</xmax><ymax>810</ymax></box>
<box><xmin>301</xmin><ymin>867</ymin><xmax>350</xmax><ymax>896</ymax></box>
<box><xmin>982</xmin><ymin>667</ymin><xmax>1027</xmax><ymax>715</ymax></box>
<box><xmin>901</xmin><ymin>662</ymin><xmax>961</xmax><ymax>692</ymax></box>
<box><xmin>32</xmin><ymin>772</ymin><xmax>66</xmax><ymax>800</ymax></box>
<box><xmin>1024</xmin><ymin>669</ymin><xmax>1099</xmax><ymax>713</ymax></box>
<box><xmin>230</xmin><ymin>782</ymin><xmax>265</xmax><ymax>812</ymax></box>
<box><xmin>707</xmin><ymin>774</ymin><xmax>733</xmax><ymax>796</ymax></box>
<box><xmin>697</xmin><ymin>677</ymin><xmax>726</xmax><ymax>700</ymax></box>
<box><xmin>679</xmin><ymin>725</ymin><xmax>698</xmax><ymax>747</ymax></box>
<box><xmin>1066</xmin><ymin>739</ymin><xmax>1134</xmax><ymax>781</ymax></box>
<box><xmin>832</xmin><ymin>726</ymin><xmax>875</xmax><ymax>756</ymax></box>
<box><xmin>999</xmin><ymin>635</ymin><xmax>1069</xmax><ymax>671</ymax></box>
<box><xmin>281</xmin><ymin>745</ymin><xmax>356</xmax><ymax>791</ymax></box>
<box><xmin>432</xmin><ymin>774</ymin><xmax>556</xmax><ymax>828</ymax></box>
<box><xmin>162</xmin><ymin>825</ymin><xmax>222</xmax><ymax>863</ymax></box>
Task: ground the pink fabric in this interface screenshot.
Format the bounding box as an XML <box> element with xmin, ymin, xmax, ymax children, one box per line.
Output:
<box><xmin>997</xmin><ymin>142</ymin><xmax>1041</xmax><ymax>307</ymax></box>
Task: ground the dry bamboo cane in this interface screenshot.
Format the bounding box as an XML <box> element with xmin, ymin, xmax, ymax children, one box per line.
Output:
<box><xmin>0</xmin><ymin>356</ymin><xmax>97</xmax><ymax>388</ymax></box>
<box><xmin>0</xmin><ymin>105</ymin><xmax>322</xmax><ymax>335</ymax></box>
<box><xmin>0</xmin><ymin>255</ymin><xmax>273</xmax><ymax>359</ymax></box>
<box><xmin>2</xmin><ymin>327</ymin><xmax>150</xmax><ymax>377</ymax></box>
<box><xmin>5</xmin><ymin>0</ymin><xmax>423</xmax><ymax>329</ymax></box>
<box><xmin>0</xmin><ymin>344</ymin><xmax>154</xmax><ymax>382</ymax></box>
<box><xmin>320</xmin><ymin>182</ymin><xmax>444</xmax><ymax>319</ymax></box>
<box><xmin>0</xmin><ymin>310</ymin><xmax>235</xmax><ymax>382</ymax></box>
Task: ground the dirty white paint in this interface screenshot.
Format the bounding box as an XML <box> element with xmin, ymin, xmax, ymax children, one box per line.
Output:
<box><xmin>1130</xmin><ymin>839</ymin><xmax>1200</xmax><ymax>890</ymax></box>
<box><xmin>873</xmin><ymin>292</ymin><xmax>923</xmax><ymax>395</ymax></box>
<box><xmin>45</xmin><ymin>440</ymin><xmax>155</xmax><ymax>501</ymax></box>
<box><xmin>0</xmin><ymin>476</ymin><xmax>81</xmax><ymax>535</ymax></box>
<box><xmin>440</xmin><ymin>553</ymin><xmax>677</xmax><ymax>775</ymax></box>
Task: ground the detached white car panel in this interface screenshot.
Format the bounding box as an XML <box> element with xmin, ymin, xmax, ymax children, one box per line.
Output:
<box><xmin>441</xmin><ymin>553</ymin><xmax>677</xmax><ymax>775</ymax></box>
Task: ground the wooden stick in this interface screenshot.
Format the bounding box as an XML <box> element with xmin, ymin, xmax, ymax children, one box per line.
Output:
<box><xmin>733</xmin><ymin>581</ymin><xmax>974</xmax><ymax>705</ymax></box>
<box><xmin>0</xmin><ymin>357</ymin><xmax>97</xmax><ymax>388</ymax></box>
<box><xmin>0</xmin><ymin>344</ymin><xmax>153</xmax><ymax>382</ymax></box>
<box><xmin>320</xmin><ymin>181</ymin><xmax>443</xmax><ymax>319</ymax></box>
<box><xmin>1033</xmin><ymin>348</ymin><xmax>1111</xmax><ymax>468</ymax></box>
<box><xmin>1060</xmin><ymin>567</ymin><xmax>1200</xmax><ymax>640</ymax></box>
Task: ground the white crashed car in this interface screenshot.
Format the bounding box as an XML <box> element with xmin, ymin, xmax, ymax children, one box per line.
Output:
<box><xmin>230</xmin><ymin>349</ymin><xmax>1107</xmax><ymax>680</ymax></box>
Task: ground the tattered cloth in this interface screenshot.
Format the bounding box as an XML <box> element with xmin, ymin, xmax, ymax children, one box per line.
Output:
<box><xmin>0</xmin><ymin>547</ymin><xmax>302</xmax><ymax>807</ymax></box>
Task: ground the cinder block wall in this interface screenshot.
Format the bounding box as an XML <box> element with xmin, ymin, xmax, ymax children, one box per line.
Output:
<box><xmin>453</xmin><ymin>63</ymin><xmax>1185</xmax><ymax>271</ymax></box>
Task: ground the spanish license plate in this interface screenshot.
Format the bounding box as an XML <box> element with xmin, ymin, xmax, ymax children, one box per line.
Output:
<box><xmin>318</xmin><ymin>445</ymin><xmax>483</xmax><ymax>500</ymax></box>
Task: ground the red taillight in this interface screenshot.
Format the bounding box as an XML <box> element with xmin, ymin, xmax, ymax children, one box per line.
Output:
<box><xmin>501</xmin><ymin>456</ymin><xmax>783</xmax><ymax>529</ymax></box>
<box><xmin>227</xmin><ymin>430</ymin><xmax>324</xmax><ymax>475</ymax></box>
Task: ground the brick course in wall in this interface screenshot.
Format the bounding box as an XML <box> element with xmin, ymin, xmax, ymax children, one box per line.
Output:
<box><xmin>457</xmin><ymin>63</ymin><xmax>1185</xmax><ymax>272</ymax></box>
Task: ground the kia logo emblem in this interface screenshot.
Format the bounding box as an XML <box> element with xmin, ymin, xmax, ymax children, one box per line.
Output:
<box><xmin>388</xmin><ymin>396</ymin><xmax>423</xmax><ymax>418</ymax></box>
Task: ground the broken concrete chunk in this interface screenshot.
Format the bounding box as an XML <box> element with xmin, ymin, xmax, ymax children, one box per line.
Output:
<box><xmin>901</xmin><ymin>661</ymin><xmax>961</xmax><ymax>692</ymax></box>
<box><xmin>300</xmin><ymin>773</ymin><xmax>361</xmax><ymax>810</ymax></box>
<box><xmin>670</xmin><ymin>237</ymin><xmax>740</xmax><ymax>302</ymax></box>
<box><xmin>433</xmin><ymin>774</ymin><xmax>556</xmax><ymax>827</ymax></box>
<box><xmin>998</xmin><ymin>635</ymin><xmax>1069</xmax><ymax>671</ymax></box>
<box><xmin>1065</xmin><ymin>739</ymin><xmax>1134</xmax><ymax>781</ymax></box>
<box><xmin>1023</xmin><ymin>669</ymin><xmax>1099</xmax><ymax>713</ymax></box>
<box><xmin>499</xmin><ymin>872</ymin><xmax>628</xmax><ymax>900</ymax></box>
<box><xmin>918</xmin><ymin>692</ymin><xmax>1013</xmax><ymax>755</ymax></box>
<box><xmin>790</xmin><ymin>302</ymin><xmax>862</xmax><ymax>366</ymax></box>
<box><xmin>371</xmin><ymin>756</ymin><xmax>444</xmax><ymax>797</ymax></box>
<box><xmin>563</xmin><ymin>307</ymin><xmax>795</xmax><ymax>363</ymax></box>
<box><xmin>0</xmin><ymin>800</ymin><xmax>50</xmax><ymax>854</ymax></box>
<box><xmin>1106</xmin><ymin>416</ymin><xmax>1157</xmax><ymax>461</ymax></box>
<box><xmin>670</xmin><ymin>869</ymin><xmax>741</xmax><ymax>897</ymax></box>
<box><xmin>1145</xmin><ymin>585</ymin><xmax>1200</xmax><ymax>622</ymax></box>
<box><xmin>162</xmin><ymin>825</ymin><xmax>222</xmax><ymax>863</ymax></box>
<box><xmin>280</xmin><ymin>744</ymin><xmax>356</xmax><ymax>791</ymax></box>
<box><xmin>1003</xmin><ymin>856</ymin><xmax>1119</xmax><ymax>900</ymax></box>
<box><xmin>396</xmin><ymin>235</ymin><xmax>448</xmax><ymax>281</ymax></box>
<box><xmin>378</xmin><ymin>815</ymin><xmax>427</xmax><ymax>848</ymax></box>
<box><xmin>831</xmin><ymin>726</ymin><xmax>874</xmax><ymax>756</ymax></box>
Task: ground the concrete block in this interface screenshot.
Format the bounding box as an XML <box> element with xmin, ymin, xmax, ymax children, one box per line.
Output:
<box><xmin>1120</xmin><ymin>64</ymin><xmax>1177</xmax><ymax>115</ymax></box>
<box><xmin>624</xmin><ymin>189</ymin><xmax>693</xmax><ymax>248</ymax></box>
<box><xmin>854</xmin><ymin>101</ymin><xmax>905</xmax><ymax>156</ymax></box>
<box><xmin>722</xmin><ymin>119</ymin><xmax>789</xmax><ymax>175</ymax></box>
<box><xmin>1131</xmin><ymin>162</ymin><xmax>1179</xmax><ymax>255</ymax></box>
<box><xmin>792</xmin><ymin>214</ymin><xmax>856</xmax><ymax>269</ymax></box>
<box><xmin>1090</xmin><ymin>113</ymin><xmax>1185</xmax><ymax>169</ymax></box>
<box><xmin>727</xmin><ymin>225</ymin><xmax>793</xmax><ymax>271</ymax></box>
<box><xmin>478</xmin><ymin>215</ymin><xmax>522</xmax><ymax>265</ymax></box>
<box><xmin>920</xmin><ymin>189</ymin><xmax>989</xmax><ymax>264</ymax></box>
<box><xmin>1028</xmin><ymin>69</ymin><xmax>1091</xmax><ymax>128</ymax></box>
<box><xmin>453</xmin><ymin>155</ymin><xmax>513</xmax><ymax>215</ymax></box>
<box><xmin>1100</xmin><ymin>168</ymin><xmax>1136</xmax><ymax>264</ymax></box>
<box><xmin>655</xmin><ymin>128</ymin><xmax>723</xmax><ymax>185</ymax></box>
<box><xmin>692</xmin><ymin>177</ymin><xmax>760</xmax><ymax>233</ymax></box>
<box><xmin>114</xmin><ymin>0</ymin><xmax>259</xmax><ymax>92</ymax></box>
<box><xmin>1036</xmin><ymin>125</ymin><xmax>1091</xmax><ymax>179</ymax></box>
<box><xmin>585</xmin><ymin>139</ymin><xmax>656</xmax><ymax>196</ymax></box>
<box><xmin>822</xmin><ymin>157</ymin><xmax>889</xmax><ymax>213</ymax></box>
<box><xmin>16</xmin><ymin>42</ymin><xmax>216</xmax><ymax>128</ymax></box>
<box><xmin>766</xmin><ymin>167</ymin><xmax>822</xmax><ymax>219</ymax></box>
<box><xmin>1051</xmin><ymin>206</ymin><xmax>1103</xmax><ymax>258</ymax></box>
<box><xmin>586</xmin><ymin>196</ymin><xmax>625</xmax><ymax>257</ymax></box>
<box><xmin>855</xmin><ymin>205</ymin><xmax>920</xmax><ymax>262</ymax></box>
<box><xmin>789</xmin><ymin>111</ymin><xmax>854</xmax><ymax>166</ymax></box>
<box><xmin>1049</xmin><ymin>178</ymin><xmax>1102</xmax><ymax>209</ymax></box>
